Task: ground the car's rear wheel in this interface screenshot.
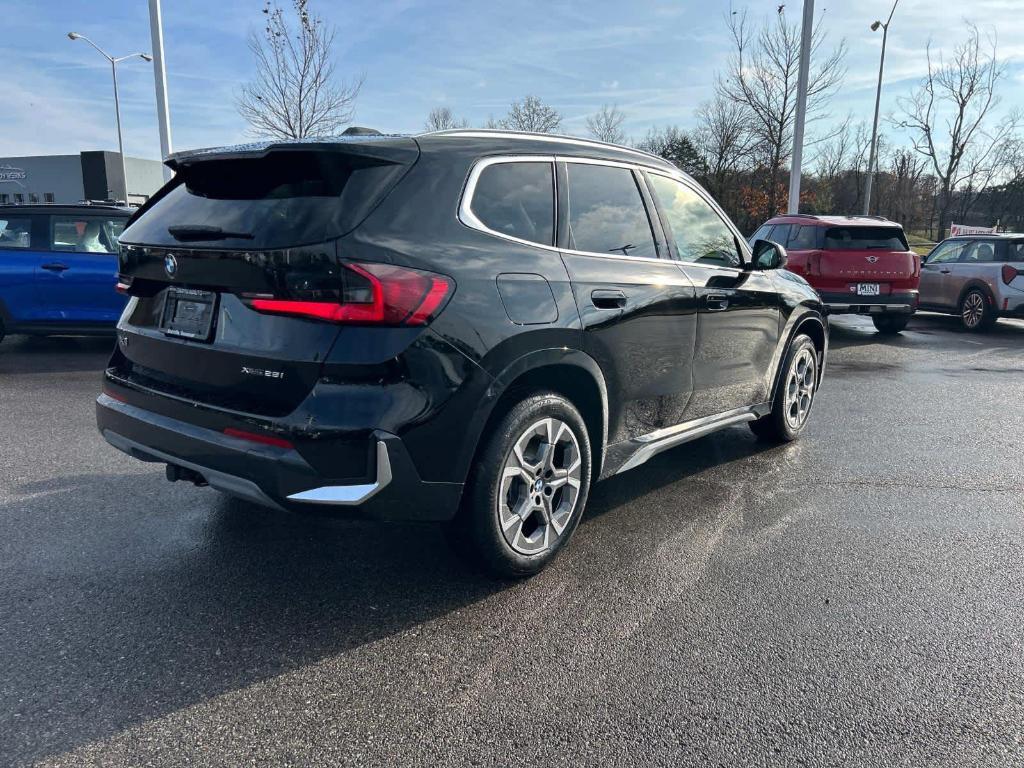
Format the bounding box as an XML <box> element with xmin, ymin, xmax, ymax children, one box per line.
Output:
<box><xmin>749</xmin><ymin>334</ymin><xmax>818</xmax><ymax>443</ymax></box>
<box><xmin>453</xmin><ymin>392</ymin><xmax>591</xmax><ymax>578</ymax></box>
<box><xmin>872</xmin><ymin>314</ymin><xmax>909</xmax><ymax>334</ymax></box>
<box><xmin>959</xmin><ymin>289</ymin><xmax>996</xmax><ymax>332</ymax></box>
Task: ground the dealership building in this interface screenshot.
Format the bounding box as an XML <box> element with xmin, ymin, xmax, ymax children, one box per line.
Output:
<box><xmin>0</xmin><ymin>151</ymin><xmax>166</xmax><ymax>207</ymax></box>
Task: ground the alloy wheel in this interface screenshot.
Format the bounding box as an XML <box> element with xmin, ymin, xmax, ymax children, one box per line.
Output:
<box><xmin>498</xmin><ymin>417</ymin><xmax>583</xmax><ymax>555</ymax></box>
<box><xmin>784</xmin><ymin>347</ymin><xmax>816</xmax><ymax>431</ymax></box>
<box><xmin>962</xmin><ymin>292</ymin><xmax>985</xmax><ymax>329</ymax></box>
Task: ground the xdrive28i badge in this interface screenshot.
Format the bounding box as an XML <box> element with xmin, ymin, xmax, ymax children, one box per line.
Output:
<box><xmin>164</xmin><ymin>254</ymin><xmax>178</xmax><ymax>277</ymax></box>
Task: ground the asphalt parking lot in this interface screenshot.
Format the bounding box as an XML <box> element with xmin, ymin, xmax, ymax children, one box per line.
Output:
<box><xmin>2</xmin><ymin>313</ymin><xmax>1023</xmax><ymax>767</ymax></box>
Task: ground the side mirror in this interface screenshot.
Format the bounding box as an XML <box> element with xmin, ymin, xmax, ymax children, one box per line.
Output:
<box><xmin>750</xmin><ymin>239</ymin><xmax>789</xmax><ymax>271</ymax></box>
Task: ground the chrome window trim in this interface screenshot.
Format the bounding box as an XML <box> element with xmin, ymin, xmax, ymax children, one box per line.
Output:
<box><xmin>458</xmin><ymin>154</ymin><xmax>557</xmax><ymax>250</ymax></box>
<box><xmin>458</xmin><ymin>153</ymin><xmax>748</xmax><ymax>270</ymax></box>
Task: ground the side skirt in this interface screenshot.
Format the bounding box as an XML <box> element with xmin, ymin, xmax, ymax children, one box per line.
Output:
<box><xmin>602</xmin><ymin>404</ymin><xmax>768</xmax><ymax>478</ymax></box>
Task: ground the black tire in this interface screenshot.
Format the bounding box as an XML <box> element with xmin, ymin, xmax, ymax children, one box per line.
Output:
<box><xmin>872</xmin><ymin>314</ymin><xmax>910</xmax><ymax>334</ymax></box>
<box><xmin>959</xmin><ymin>289</ymin><xmax>997</xmax><ymax>332</ymax></box>
<box><xmin>452</xmin><ymin>392</ymin><xmax>592</xmax><ymax>578</ymax></box>
<box><xmin>0</xmin><ymin>317</ymin><xmax>4</xmax><ymax>346</ymax></box>
<box><xmin>748</xmin><ymin>334</ymin><xmax>818</xmax><ymax>443</ymax></box>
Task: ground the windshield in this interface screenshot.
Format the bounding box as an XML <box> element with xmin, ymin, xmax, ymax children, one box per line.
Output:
<box><xmin>824</xmin><ymin>226</ymin><xmax>908</xmax><ymax>251</ymax></box>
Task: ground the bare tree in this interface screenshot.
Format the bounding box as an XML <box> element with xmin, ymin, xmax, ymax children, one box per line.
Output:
<box><xmin>896</xmin><ymin>25</ymin><xmax>1020</xmax><ymax>238</ymax></box>
<box><xmin>424</xmin><ymin>106</ymin><xmax>468</xmax><ymax>132</ymax></box>
<box><xmin>586</xmin><ymin>104</ymin><xmax>626</xmax><ymax>144</ymax></box>
<box><xmin>499</xmin><ymin>96</ymin><xmax>562</xmax><ymax>133</ymax></box>
<box><xmin>635</xmin><ymin>126</ymin><xmax>705</xmax><ymax>176</ymax></box>
<box><xmin>692</xmin><ymin>95</ymin><xmax>753</xmax><ymax>197</ymax></box>
<box><xmin>237</xmin><ymin>0</ymin><xmax>364</xmax><ymax>139</ymax></box>
<box><xmin>717</xmin><ymin>7</ymin><xmax>847</xmax><ymax>217</ymax></box>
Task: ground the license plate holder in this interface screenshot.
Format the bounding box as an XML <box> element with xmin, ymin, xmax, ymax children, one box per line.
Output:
<box><xmin>160</xmin><ymin>287</ymin><xmax>217</xmax><ymax>340</ymax></box>
<box><xmin>856</xmin><ymin>283</ymin><xmax>881</xmax><ymax>296</ymax></box>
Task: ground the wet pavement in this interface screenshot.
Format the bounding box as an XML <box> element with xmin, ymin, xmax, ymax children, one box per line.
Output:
<box><xmin>1</xmin><ymin>313</ymin><xmax>1023</xmax><ymax>767</ymax></box>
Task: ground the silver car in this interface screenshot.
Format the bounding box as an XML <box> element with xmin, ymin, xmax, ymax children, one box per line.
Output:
<box><xmin>919</xmin><ymin>234</ymin><xmax>1024</xmax><ymax>331</ymax></box>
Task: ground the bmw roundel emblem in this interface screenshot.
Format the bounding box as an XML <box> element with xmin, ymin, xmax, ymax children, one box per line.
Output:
<box><xmin>164</xmin><ymin>254</ymin><xmax>178</xmax><ymax>277</ymax></box>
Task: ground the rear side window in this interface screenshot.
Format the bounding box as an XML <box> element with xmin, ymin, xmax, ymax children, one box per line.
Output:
<box><xmin>0</xmin><ymin>216</ymin><xmax>32</xmax><ymax>249</ymax></box>
<box><xmin>469</xmin><ymin>161</ymin><xmax>554</xmax><ymax>246</ymax></box>
<box><xmin>788</xmin><ymin>225</ymin><xmax>817</xmax><ymax>249</ymax></box>
<box><xmin>51</xmin><ymin>216</ymin><xmax>125</xmax><ymax>253</ymax></box>
<box><xmin>121</xmin><ymin>150</ymin><xmax>411</xmax><ymax>250</ymax></box>
<box><xmin>565</xmin><ymin>163</ymin><xmax>657</xmax><ymax>259</ymax></box>
<box><xmin>824</xmin><ymin>226</ymin><xmax>908</xmax><ymax>250</ymax></box>
<box><xmin>1008</xmin><ymin>242</ymin><xmax>1024</xmax><ymax>263</ymax></box>
<box><xmin>648</xmin><ymin>174</ymin><xmax>741</xmax><ymax>268</ymax></box>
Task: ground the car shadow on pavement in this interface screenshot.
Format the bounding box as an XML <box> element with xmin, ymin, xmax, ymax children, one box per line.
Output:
<box><xmin>0</xmin><ymin>335</ymin><xmax>114</xmax><ymax>375</ymax></box>
<box><xmin>2</xmin><ymin>428</ymin><xmax>782</xmax><ymax>765</ymax></box>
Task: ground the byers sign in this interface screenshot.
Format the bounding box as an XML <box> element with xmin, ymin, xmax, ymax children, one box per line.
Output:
<box><xmin>949</xmin><ymin>223</ymin><xmax>997</xmax><ymax>236</ymax></box>
<box><xmin>0</xmin><ymin>165</ymin><xmax>27</xmax><ymax>184</ymax></box>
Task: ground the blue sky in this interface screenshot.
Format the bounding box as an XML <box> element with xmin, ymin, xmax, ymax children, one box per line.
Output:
<box><xmin>2</xmin><ymin>0</ymin><xmax>1022</xmax><ymax>160</ymax></box>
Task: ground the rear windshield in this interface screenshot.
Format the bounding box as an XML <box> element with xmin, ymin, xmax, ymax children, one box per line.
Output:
<box><xmin>120</xmin><ymin>151</ymin><xmax>409</xmax><ymax>250</ymax></box>
<box><xmin>824</xmin><ymin>226</ymin><xmax>908</xmax><ymax>251</ymax></box>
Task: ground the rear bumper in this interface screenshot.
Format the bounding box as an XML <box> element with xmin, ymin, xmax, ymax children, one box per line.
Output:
<box><xmin>96</xmin><ymin>393</ymin><xmax>463</xmax><ymax>521</ymax></box>
<box><xmin>820</xmin><ymin>290</ymin><xmax>918</xmax><ymax>315</ymax></box>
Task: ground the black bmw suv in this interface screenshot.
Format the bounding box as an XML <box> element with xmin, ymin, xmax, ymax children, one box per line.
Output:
<box><xmin>97</xmin><ymin>129</ymin><xmax>827</xmax><ymax>576</ymax></box>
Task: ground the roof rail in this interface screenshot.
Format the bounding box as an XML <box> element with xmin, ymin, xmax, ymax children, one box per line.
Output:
<box><xmin>419</xmin><ymin>128</ymin><xmax>670</xmax><ymax>167</ymax></box>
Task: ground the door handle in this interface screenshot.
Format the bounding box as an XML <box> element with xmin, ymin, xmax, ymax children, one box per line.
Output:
<box><xmin>939</xmin><ymin>269</ymin><xmax>952</xmax><ymax>274</ymax></box>
<box><xmin>705</xmin><ymin>293</ymin><xmax>730</xmax><ymax>311</ymax></box>
<box><xmin>591</xmin><ymin>289</ymin><xmax>626</xmax><ymax>309</ymax></box>
<box><xmin>41</xmin><ymin>262</ymin><xmax>69</xmax><ymax>272</ymax></box>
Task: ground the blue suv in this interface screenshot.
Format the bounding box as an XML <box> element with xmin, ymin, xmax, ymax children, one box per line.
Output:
<box><xmin>0</xmin><ymin>203</ymin><xmax>131</xmax><ymax>344</ymax></box>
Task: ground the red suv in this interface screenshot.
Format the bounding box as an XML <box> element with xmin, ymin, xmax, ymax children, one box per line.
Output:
<box><xmin>749</xmin><ymin>215</ymin><xmax>920</xmax><ymax>333</ymax></box>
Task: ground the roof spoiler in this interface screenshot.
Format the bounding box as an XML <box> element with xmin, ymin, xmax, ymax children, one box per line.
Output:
<box><xmin>165</xmin><ymin>134</ymin><xmax>419</xmax><ymax>171</ymax></box>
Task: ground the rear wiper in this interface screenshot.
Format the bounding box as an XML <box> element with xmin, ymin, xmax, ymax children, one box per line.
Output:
<box><xmin>167</xmin><ymin>225</ymin><xmax>254</xmax><ymax>242</ymax></box>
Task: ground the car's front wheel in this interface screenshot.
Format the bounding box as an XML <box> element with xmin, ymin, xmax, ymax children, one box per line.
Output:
<box><xmin>454</xmin><ymin>392</ymin><xmax>592</xmax><ymax>578</ymax></box>
<box><xmin>750</xmin><ymin>334</ymin><xmax>818</xmax><ymax>443</ymax></box>
<box><xmin>959</xmin><ymin>289</ymin><xmax>996</xmax><ymax>332</ymax></box>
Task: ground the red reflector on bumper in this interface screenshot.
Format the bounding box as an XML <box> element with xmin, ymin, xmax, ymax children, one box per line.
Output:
<box><xmin>223</xmin><ymin>427</ymin><xmax>294</xmax><ymax>450</ymax></box>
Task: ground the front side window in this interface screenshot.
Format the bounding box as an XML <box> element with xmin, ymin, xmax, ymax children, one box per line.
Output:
<box><xmin>51</xmin><ymin>216</ymin><xmax>125</xmax><ymax>253</ymax></box>
<box><xmin>749</xmin><ymin>225</ymin><xmax>771</xmax><ymax>243</ymax></box>
<box><xmin>648</xmin><ymin>174</ymin><xmax>742</xmax><ymax>268</ymax></box>
<box><xmin>0</xmin><ymin>217</ymin><xmax>32</xmax><ymax>249</ymax></box>
<box><xmin>768</xmin><ymin>224</ymin><xmax>791</xmax><ymax>247</ymax></box>
<box><xmin>962</xmin><ymin>240</ymin><xmax>997</xmax><ymax>263</ymax></box>
<box><xmin>469</xmin><ymin>161</ymin><xmax>554</xmax><ymax>246</ymax></box>
<box><xmin>927</xmin><ymin>241</ymin><xmax>966</xmax><ymax>265</ymax></box>
<box><xmin>565</xmin><ymin>163</ymin><xmax>657</xmax><ymax>259</ymax></box>
<box><xmin>788</xmin><ymin>224</ymin><xmax>817</xmax><ymax>250</ymax></box>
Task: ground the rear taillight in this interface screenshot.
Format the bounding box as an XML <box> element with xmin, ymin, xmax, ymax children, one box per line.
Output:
<box><xmin>1002</xmin><ymin>264</ymin><xmax>1020</xmax><ymax>285</ymax></box>
<box><xmin>247</xmin><ymin>262</ymin><xmax>454</xmax><ymax>326</ymax></box>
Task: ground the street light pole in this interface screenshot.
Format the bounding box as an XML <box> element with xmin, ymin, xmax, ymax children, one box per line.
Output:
<box><xmin>67</xmin><ymin>33</ymin><xmax>151</xmax><ymax>204</ymax></box>
<box><xmin>148</xmin><ymin>0</ymin><xmax>174</xmax><ymax>180</ymax></box>
<box><xmin>110</xmin><ymin>58</ymin><xmax>128</xmax><ymax>203</ymax></box>
<box><xmin>863</xmin><ymin>0</ymin><xmax>899</xmax><ymax>216</ymax></box>
<box><xmin>787</xmin><ymin>0</ymin><xmax>814</xmax><ymax>214</ymax></box>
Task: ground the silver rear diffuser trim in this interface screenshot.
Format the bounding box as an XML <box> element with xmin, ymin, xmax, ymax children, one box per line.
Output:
<box><xmin>286</xmin><ymin>441</ymin><xmax>392</xmax><ymax>505</ymax></box>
